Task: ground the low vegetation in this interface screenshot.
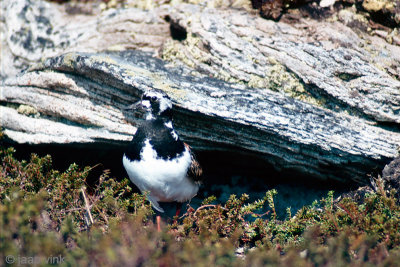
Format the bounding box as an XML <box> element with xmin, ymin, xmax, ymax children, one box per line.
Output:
<box><xmin>1</xmin><ymin>138</ymin><xmax>400</xmax><ymax>266</ymax></box>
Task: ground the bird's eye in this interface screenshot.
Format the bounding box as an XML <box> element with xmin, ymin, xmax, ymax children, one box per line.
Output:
<box><xmin>151</xmin><ymin>96</ymin><xmax>157</xmax><ymax>101</ymax></box>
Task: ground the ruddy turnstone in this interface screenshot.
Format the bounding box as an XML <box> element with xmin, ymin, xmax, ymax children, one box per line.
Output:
<box><xmin>123</xmin><ymin>89</ymin><xmax>202</xmax><ymax>230</ymax></box>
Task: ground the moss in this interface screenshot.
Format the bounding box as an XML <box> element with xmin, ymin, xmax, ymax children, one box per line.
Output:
<box><xmin>362</xmin><ymin>0</ymin><xmax>396</xmax><ymax>12</ymax></box>
<box><xmin>265</xmin><ymin>63</ymin><xmax>304</xmax><ymax>96</ymax></box>
<box><xmin>91</xmin><ymin>55</ymin><xmax>119</xmax><ymax>66</ymax></box>
<box><xmin>62</xmin><ymin>52</ymin><xmax>77</xmax><ymax>69</ymax></box>
<box><xmin>17</xmin><ymin>104</ymin><xmax>40</xmax><ymax>118</ymax></box>
<box><xmin>161</xmin><ymin>37</ymin><xmax>209</xmax><ymax>72</ymax></box>
<box><xmin>1</xmin><ymin>139</ymin><xmax>400</xmax><ymax>265</ymax></box>
<box><xmin>248</xmin><ymin>60</ymin><xmax>324</xmax><ymax>106</ymax></box>
<box><xmin>162</xmin><ymin>36</ymin><xmax>323</xmax><ymax>106</ymax></box>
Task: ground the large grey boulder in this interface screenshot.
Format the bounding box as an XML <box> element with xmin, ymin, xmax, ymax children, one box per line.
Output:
<box><xmin>1</xmin><ymin>0</ymin><xmax>400</xmax><ymax>184</ymax></box>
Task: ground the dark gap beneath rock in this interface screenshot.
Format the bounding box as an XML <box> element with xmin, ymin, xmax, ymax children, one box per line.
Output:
<box><xmin>367</xmin><ymin>10</ymin><xmax>398</xmax><ymax>29</ymax></box>
<box><xmin>298</xmin><ymin>3</ymin><xmax>333</xmax><ymax>20</ymax></box>
<box><xmin>375</xmin><ymin>121</ymin><xmax>400</xmax><ymax>134</ymax></box>
<box><xmin>4</xmin><ymin>140</ymin><xmax>354</xmax><ymax>219</ymax></box>
<box><xmin>335</xmin><ymin>72</ymin><xmax>362</xmax><ymax>82</ymax></box>
<box><xmin>168</xmin><ymin>19</ymin><xmax>187</xmax><ymax>41</ymax></box>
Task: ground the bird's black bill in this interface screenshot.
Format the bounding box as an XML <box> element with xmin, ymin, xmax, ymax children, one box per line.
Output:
<box><xmin>123</xmin><ymin>101</ymin><xmax>141</xmax><ymax>110</ymax></box>
<box><xmin>123</xmin><ymin>101</ymin><xmax>147</xmax><ymax>119</ymax></box>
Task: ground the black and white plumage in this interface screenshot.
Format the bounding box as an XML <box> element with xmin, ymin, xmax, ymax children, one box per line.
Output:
<box><xmin>123</xmin><ymin>90</ymin><xmax>202</xmax><ymax>213</ymax></box>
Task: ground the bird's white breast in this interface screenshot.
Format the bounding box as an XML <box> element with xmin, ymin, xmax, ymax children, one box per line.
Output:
<box><xmin>123</xmin><ymin>139</ymin><xmax>199</xmax><ymax>212</ymax></box>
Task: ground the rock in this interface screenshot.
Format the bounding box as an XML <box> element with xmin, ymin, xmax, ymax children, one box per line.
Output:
<box><xmin>0</xmin><ymin>0</ymin><xmax>170</xmax><ymax>79</ymax></box>
<box><xmin>341</xmin><ymin>0</ymin><xmax>400</xmax><ymax>27</ymax></box>
<box><xmin>2</xmin><ymin>51</ymin><xmax>400</xmax><ymax>184</ymax></box>
<box><xmin>382</xmin><ymin>157</ymin><xmax>400</xmax><ymax>194</ymax></box>
<box><xmin>362</xmin><ymin>0</ymin><xmax>400</xmax><ymax>27</ymax></box>
<box><xmin>338</xmin><ymin>156</ymin><xmax>400</xmax><ymax>203</ymax></box>
<box><xmin>1</xmin><ymin>0</ymin><xmax>400</xmax><ymax>184</ymax></box>
<box><xmin>383</xmin><ymin>158</ymin><xmax>400</xmax><ymax>181</ymax></box>
<box><xmin>163</xmin><ymin>4</ymin><xmax>400</xmax><ymax>124</ymax></box>
<box><xmin>336</xmin><ymin>185</ymin><xmax>375</xmax><ymax>205</ymax></box>
<box><xmin>320</xmin><ymin>0</ymin><xmax>337</xmax><ymax>7</ymax></box>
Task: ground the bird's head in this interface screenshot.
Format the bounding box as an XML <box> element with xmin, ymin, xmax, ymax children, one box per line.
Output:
<box><xmin>126</xmin><ymin>89</ymin><xmax>173</xmax><ymax>121</ymax></box>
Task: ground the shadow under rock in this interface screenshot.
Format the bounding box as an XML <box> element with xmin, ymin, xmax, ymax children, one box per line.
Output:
<box><xmin>4</xmin><ymin>140</ymin><xmax>355</xmax><ymax>219</ymax></box>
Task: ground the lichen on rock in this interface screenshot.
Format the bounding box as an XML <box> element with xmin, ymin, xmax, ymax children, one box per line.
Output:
<box><xmin>17</xmin><ymin>104</ymin><xmax>40</xmax><ymax>118</ymax></box>
<box><xmin>362</xmin><ymin>0</ymin><xmax>396</xmax><ymax>12</ymax></box>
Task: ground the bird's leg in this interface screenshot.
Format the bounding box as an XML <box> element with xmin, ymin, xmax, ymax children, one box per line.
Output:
<box><xmin>173</xmin><ymin>202</ymin><xmax>183</xmax><ymax>225</ymax></box>
<box><xmin>156</xmin><ymin>215</ymin><xmax>161</xmax><ymax>232</ymax></box>
<box><xmin>175</xmin><ymin>202</ymin><xmax>182</xmax><ymax>217</ymax></box>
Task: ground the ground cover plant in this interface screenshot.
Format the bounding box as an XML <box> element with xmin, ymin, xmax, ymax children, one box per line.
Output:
<box><xmin>1</xmin><ymin>137</ymin><xmax>400</xmax><ymax>266</ymax></box>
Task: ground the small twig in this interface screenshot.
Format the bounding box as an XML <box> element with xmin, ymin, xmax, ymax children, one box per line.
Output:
<box><xmin>193</xmin><ymin>204</ymin><xmax>227</xmax><ymax>217</ymax></box>
<box><xmin>248</xmin><ymin>210</ymin><xmax>271</xmax><ymax>218</ymax></box>
<box><xmin>327</xmin><ymin>211</ymin><xmax>340</xmax><ymax>232</ymax></box>
<box><xmin>94</xmin><ymin>206</ymin><xmax>109</xmax><ymax>224</ymax></box>
<box><xmin>179</xmin><ymin>204</ymin><xmax>228</xmax><ymax>220</ymax></box>
<box><xmin>82</xmin><ymin>163</ymin><xmax>102</xmax><ymax>175</ymax></box>
<box><xmin>193</xmin><ymin>204</ymin><xmax>216</xmax><ymax>217</ymax></box>
<box><xmin>338</xmin><ymin>203</ymin><xmax>357</xmax><ymax>223</ymax></box>
<box><xmin>56</xmin><ymin>207</ymin><xmax>86</xmax><ymax>214</ymax></box>
<box><xmin>81</xmin><ymin>187</ymin><xmax>94</xmax><ymax>226</ymax></box>
<box><xmin>217</xmin><ymin>207</ymin><xmax>223</xmax><ymax>222</ymax></box>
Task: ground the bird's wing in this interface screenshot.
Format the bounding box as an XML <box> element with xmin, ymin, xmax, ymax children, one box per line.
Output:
<box><xmin>184</xmin><ymin>143</ymin><xmax>203</xmax><ymax>182</ymax></box>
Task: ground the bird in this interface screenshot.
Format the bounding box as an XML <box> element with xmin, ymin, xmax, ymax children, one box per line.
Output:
<box><xmin>122</xmin><ymin>89</ymin><xmax>202</xmax><ymax>231</ymax></box>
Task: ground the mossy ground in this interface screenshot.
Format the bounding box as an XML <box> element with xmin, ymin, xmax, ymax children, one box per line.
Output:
<box><xmin>1</xmin><ymin>136</ymin><xmax>400</xmax><ymax>266</ymax></box>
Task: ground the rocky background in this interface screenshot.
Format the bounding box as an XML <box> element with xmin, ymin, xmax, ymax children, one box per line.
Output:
<box><xmin>2</xmin><ymin>0</ymin><xmax>400</xmax><ymax>265</ymax></box>
<box><xmin>1</xmin><ymin>0</ymin><xmax>400</xmax><ymax>207</ymax></box>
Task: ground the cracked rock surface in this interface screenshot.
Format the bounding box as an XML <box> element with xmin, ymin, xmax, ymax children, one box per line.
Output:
<box><xmin>1</xmin><ymin>0</ymin><xmax>400</xmax><ymax>184</ymax></box>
